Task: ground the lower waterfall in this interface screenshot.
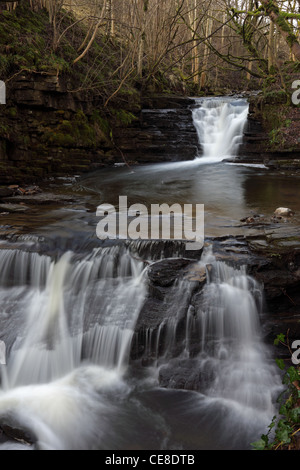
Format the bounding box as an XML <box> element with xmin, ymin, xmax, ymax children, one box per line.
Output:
<box><xmin>0</xmin><ymin>242</ymin><xmax>282</xmax><ymax>450</ymax></box>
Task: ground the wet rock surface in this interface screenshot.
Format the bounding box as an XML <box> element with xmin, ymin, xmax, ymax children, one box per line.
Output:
<box><xmin>233</xmin><ymin>95</ymin><xmax>300</xmax><ymax>169</ymax></box>
<box><xmin>0</xmin><ymin>418</ymin><xmax>36</xmax><ymax>448</ymax></box>
<box><xmin>147</xmin><ymin>258</ymin><xmax>198</xmax><ymax>287</ymax></box>
<box><xmin>132</xmin><ymin>232</ymin><xmax>300</xmax><ymax>383</ymax></box>
<box><xmin>112</xmin><ymin>96</ymin><xmax>200</xmax><ymax>163</ymax></box>
<box><xmin>158</xmin><ymin>358</ymin><xmax>214</xmax><ymax>392</ymax></box>
<box><xmin>0</xmin><ymin>73</ymin><xmax>114</xmax><ymax>185</ymax></box>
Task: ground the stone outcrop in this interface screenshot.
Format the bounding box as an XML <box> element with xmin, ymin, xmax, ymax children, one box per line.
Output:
<box><xmin>0</xmin><ymin>419</ymin><xmax>36</xmax><ymax>448</ymax></box>
<box><xmin>234</xmin><ymin>94</ymin><xmax>300</xmax><ymax>168</ymax></box>
<box><xmin>1</xmin><ymin>80</ymin><xmax>300</xmax><ymax>184</ymax></box>
<box><xmin>112</xmin><ymin>96</ymin><xmax>200</xmax><ymax>164</ymax></box>
<box><xmin>0</xmin><ymin>82</ymin><xmax>201</xmax><ymax>184</ymax></box>
<box><xmin>131</xmin><ymin>233</ymin><xmax>300</xmax><ymax>375</ymax></box>
<box><xmin>0</xmin><ymin>72</ymin><xmax>114</xmax><ymax>184</ymax></box>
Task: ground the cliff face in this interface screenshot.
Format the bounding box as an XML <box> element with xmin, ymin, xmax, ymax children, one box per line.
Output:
<box><xmin>236</xmin><ymin>92</ymin><xmax>300</xmax><ymax>169</ymax></box>
<box><xmin>0</xmin><ymin>74</ymin><xmax>201</xmax><ymax>185</ymax></box>
<box><xmin>0</xmin><ymin>72</ymin><xmax>115</xmax><ymax>184</ymax></box>
<box><xmin>112</xmin><ymin>96</ymin><xmax>200</xmax><ymax>164</ymax></box>
<box><xmin>1</xmin><ymin>75</ymin><xmax>300</xmax><ymax>186</ymax></box>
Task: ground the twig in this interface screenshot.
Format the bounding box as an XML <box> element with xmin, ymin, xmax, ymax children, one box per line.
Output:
<box><xmin>113</xmin><ymin>142</ymin><xmax>133</xmax><ymax>171</ymax></box>
<box><xmin>281</xmin><ymin>288</ymin><xmax>296</xmax><ymax>306</ymax></box>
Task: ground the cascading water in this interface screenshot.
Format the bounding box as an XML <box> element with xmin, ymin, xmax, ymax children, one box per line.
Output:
<box><xmin>195</xmin><ymin>248</ymin><xmax>281</xmax><ymax>415</ymax></box>
<box><xmin>192</xmin><ymin>97</ymin><xmax>249</xmax><ymax>162</ymax></box>
<box><xmin>0</xmin><ymin>96</ymin><xmax>283</xmax><ymax>451</ymax></box>
<box><xmin>0</xmin><ymin>244</ymin><xmax>282</xmax><ymax>450</ymax></box>
<box><xmin>0</xmin><ymin>245</ymin><xmax>148</xmax><ymax>449</ymax></box>
<box><xmin>151</xmin><ymin>246</ymin><xmax>282</xmax><ymax>448</ymax></box>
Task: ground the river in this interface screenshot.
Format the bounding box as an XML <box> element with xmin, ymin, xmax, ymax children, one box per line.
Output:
<box><xmin>0</xmin><ymin>96</ymin><xmax>298</xmax><ymax>450</ymax></box>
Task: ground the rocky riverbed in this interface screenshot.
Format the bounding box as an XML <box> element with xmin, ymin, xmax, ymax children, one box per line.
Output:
<box><xmin>0</xmin><ymin>179</ymin><xmax>299</xmax><ymax>363</ymax></box>
<box><xmin>131</xmin><ymin>229</ymin><xmax>300</xmax><ymax>368</ymax></box>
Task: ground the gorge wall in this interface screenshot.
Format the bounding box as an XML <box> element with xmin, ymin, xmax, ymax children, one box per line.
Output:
<box><xmin>0</xmin><ymin>72</ymin><xmax>115</xmax><ymax>184</ymax></box>
<box><xmin>1</xmin><ymin>73</ymin><xmax>300</xmax><ymax>186</ymax></box>
<box><xmin>237</xmin><ymin>94</ymin><xmax>300</xmax><ymax>168</ymax></box>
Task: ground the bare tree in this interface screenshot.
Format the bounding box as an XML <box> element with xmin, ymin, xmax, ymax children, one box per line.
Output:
<box><xmin>259</xmin><ymin>0</ymin><xmax>300</xmax><ymax>60</ymax></box>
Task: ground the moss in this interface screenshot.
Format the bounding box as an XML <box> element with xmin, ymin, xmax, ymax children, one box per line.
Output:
<box><xmin>0</xmin><ymin>4</ymin><xmax>73</xmax><ymax>76</ymax></box>
<box><xmin>269</xmin><ymin>128</ymin><xmax>284</xmax><ymax>147</ymax></box>
<box><xmin>45</xmin><ymin>132</ymin><xmax>76</xmax><ymax>147</ymax></box>
<box><xmin>23</xmin><ymin>135</ymin><xmax>31</xmax><ymax>146</ymax></box>
<box><xmin>0</xmin><ymin>123</ymin><xmax>9</xmax><ymax>137</ymax></box>
<box><xmin>41</xmin><ymin>110</ymin><xmax>107</xmax><ymax>148</ymax></box>
<box><xmin>91</xmin><ymin>110</ymin><xmax>111</xmax><ymax>136</ymax></box>
<box><xmin>59</xmin><ymin>120</ymin><xmax>73</xmax><ymax>133</ymax></box>
<box><xmin>263</xmin><ymin>89</ymin><xmax>288</xmax><ymax>104</ymax></box>
<box><xmin>110</xmin><ymin>109</ymin><xmax>138</xmax><ymax>127</ymax></box>
<box><xmin>274</xmin><ymin>12</ymin><xmax>298</xmax><ymax>48</ymax></box>
<box><xmin>8</xmin><ymin>107</ymin><xmax>17</xmax><ymax>118</ymax></box>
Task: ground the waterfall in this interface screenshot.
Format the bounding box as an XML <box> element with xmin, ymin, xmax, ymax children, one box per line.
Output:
<box><xmin>0</xmin><ymin>95</ymin><xmax>282</xmax><ymax>450</ymax></box>
<box><xmin>0</xmin><ymin>243</ymin><xmax>281</xmax><ymax>449</ymax></box>
<box><xmin>0</xmin><ymin>245</ymin><xmax>147</xmax><ymax>449</ymax></box>
<box><xmin>192</xmin><ymin>97</ymin><xmax>249</xmax><ymax>162</ymax></box>
<box><xmin>0</xmin><ymin>241</ymin><xmax>282</xmax><ymax>450</ymax></box>
<box><xmin>152</xmin><ymin>247</ymin><xmax>282</xmax><ymax>446</ymax></box>
<box><xmin>197</xmin><ymin>248</ymin><xmax>280</xmax><ymax>413</ymax></box>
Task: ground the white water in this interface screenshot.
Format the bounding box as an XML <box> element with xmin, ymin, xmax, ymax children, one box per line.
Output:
<box><xmin>197</xmin><ymin>248</ymin><xmax>281</xmax><ymax>414</ymax></box>
<box><xmin>0</xmin><ymin>98</ymin><xmax>282</xmax><ymax>450</ymax></box>
<box><xmin>192</xmin><ymin>97</ymin><xmax>249</xmax><ymax>162</ymax></box>
<box><xmin>153</xmin><ymin>247</ymin><xmax>282</xmax><ymax>447</ymax></box>
<box><xmin>0</xmin><ymin>246</ymin><xmax>282</xmax><ymax>450</ymax></box>
<box><xmin>0</xmin><ymin>247</ymin><xmax>147</xmax><ymax>449</ymax></box>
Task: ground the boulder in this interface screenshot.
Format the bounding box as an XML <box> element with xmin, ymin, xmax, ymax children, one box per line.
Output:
<box><xmin>0</xmin><ymin>419</ymin><xmax>36</xmax><ymax>447</ymax></box>
<box><xmin>147</xmin><ymin>258</ymin><xmax>196</xmax><ymax>287</ymax></box>
<box><xmin>0</xmin><ymin>203</ymin><xmax>29</xmax><ymax>213</ymax></box>
<box><xmin>0</xmin><ymin>187</ymin><xmax>13</xmax><ymax>198</ymax></box>
<box><xmin>274</xmin><ymin>207</ymin><xmax>295</xmax><ymax>217</ymax></box>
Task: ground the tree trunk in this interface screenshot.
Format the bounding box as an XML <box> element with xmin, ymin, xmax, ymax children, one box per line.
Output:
<box><xmin>268</xmin><ymin>20</ymin><xmax>275</xmax><ymax>70</ymax></box>
<box><xmin>260</xmin><ymin>0</ymin><xmax>300</xmax><ymax>61</ymax></box>
<box><xmin>200</xmin><ymin>13</ymin><xmax>213</xmax><ymax>89</ymax></box>
<box><xmin>73</xmin><ymin>1</ymin><xmax>107</xmax><ymax>65</ymax></box>
<box><xmin>137</xmin><ymin>0</ymin><xmax>148</xmax><ymax>79</ymax></box>
<box><xmin>187</xmin><ymin>0</ymin><xmax>199</xmax><ymax>84</ymax></box>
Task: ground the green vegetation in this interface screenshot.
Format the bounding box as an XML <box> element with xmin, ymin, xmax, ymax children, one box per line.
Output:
<box><xmin>0</xmin><ymin>2</ymin><xmax>141</xmax><ymax>113</ymax></box>
<box><xmin>0</xmin><ymin>4</ymin><xmax>68</xmax><ymax>75</ymax></box>
<box><xmin>248</xmin><ymin>58</ymin><xmax>300</xmax><ymax>152</ymax></box>
<box><xmin>42</xmin><ymin>110</ymin><xmax>110</xmax><ymax>148</ymax></box>
<box><xmin>252</xmin><ymin>333</ymin><xmax>300</xmax><ymax>450</ymax></box>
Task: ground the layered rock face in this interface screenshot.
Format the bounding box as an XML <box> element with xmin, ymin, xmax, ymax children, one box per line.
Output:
<box><xmin>236</xmin><ymin>96</ymin><xmax>300</xmax><ymax>168</ymax></box>
<box><xmin>0</xmin><ymin>79</ymin><xmax>201</xmax><ymax>184</ymax></box>
<box><xmin>131</xmin><ymin>234</ymin><xmax>300</xmax><ymax>377</ymax></box>
<box><xmin>0</xmin><ymin>73</ymin><xmax>114</xmax><ymax>184</ymax></box>
<box><xmin>1</xmin><ymin>80</ymin><xmax>300</xmax><ymax>184</ymax></box>
<box><xmin>112</xmin><ymin>96</ymin><xmax>200</xmax><ymax>164</ymax></box>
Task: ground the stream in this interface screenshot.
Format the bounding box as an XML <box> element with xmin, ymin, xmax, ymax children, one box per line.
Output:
<box><xmin>0</xmin><ymin>96</ymin><xmax>299</xmax><ymax>450</ymax></box>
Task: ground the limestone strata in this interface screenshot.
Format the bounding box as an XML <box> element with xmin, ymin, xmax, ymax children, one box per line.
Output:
<box><xmin>0</xmin><ymin>73</ymin><xmax>113</xmax><ymax>184</ymax></box>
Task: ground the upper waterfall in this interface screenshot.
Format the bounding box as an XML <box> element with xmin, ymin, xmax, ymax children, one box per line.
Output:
<box><xmin>192</xmin><ymin>97</ymin><xmax>249</xmax><ymax>162</ymax></box>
